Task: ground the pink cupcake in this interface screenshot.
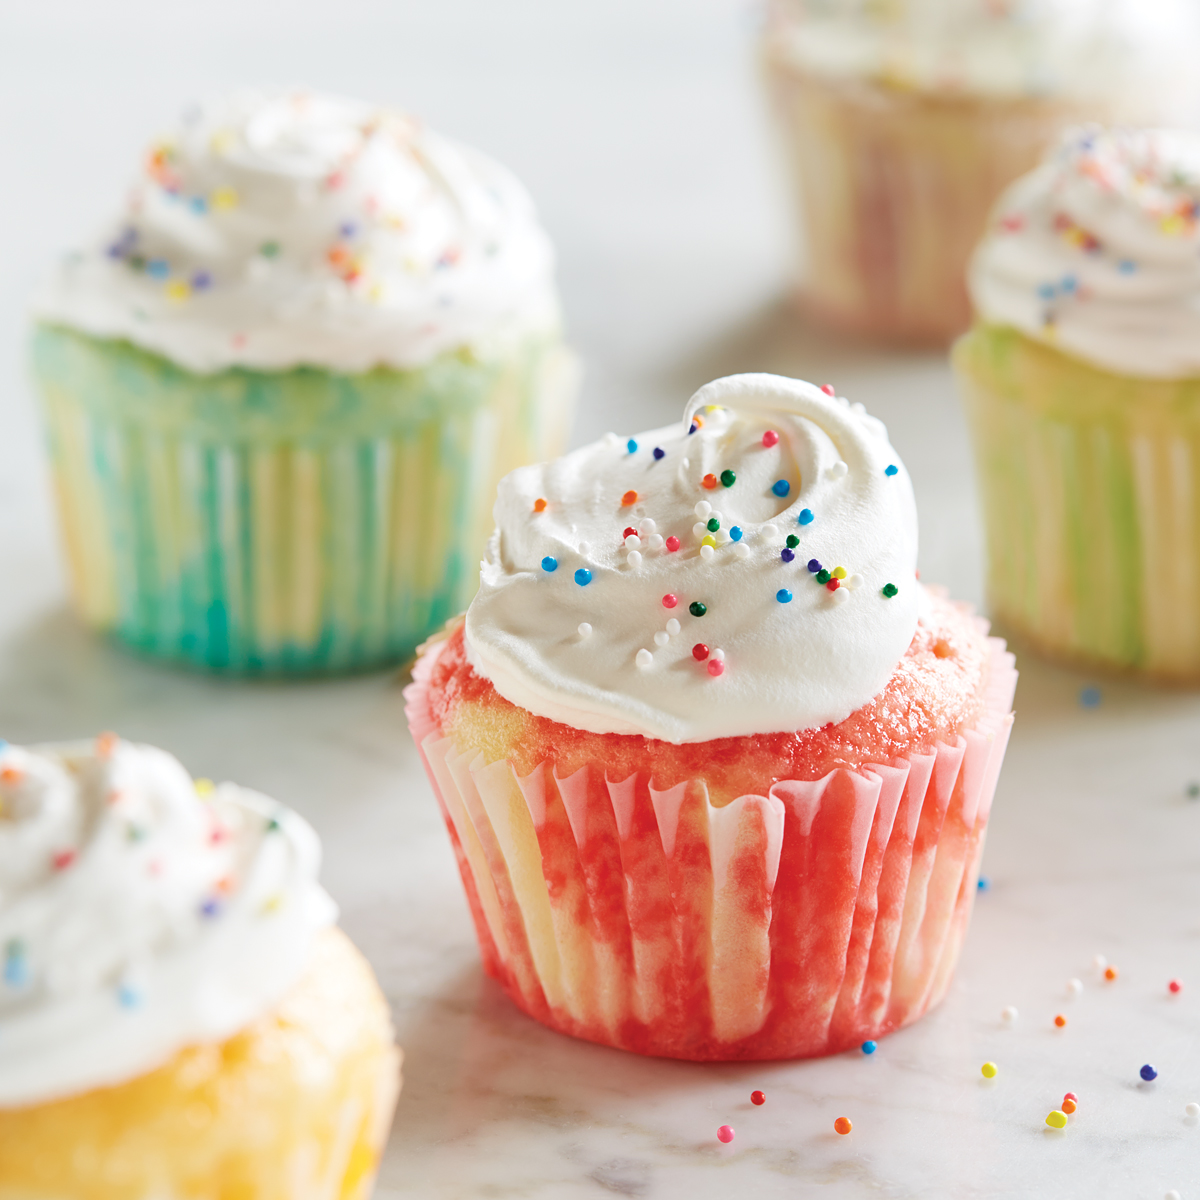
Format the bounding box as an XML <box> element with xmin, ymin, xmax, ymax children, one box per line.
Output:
<box><xmin>406</xmin><ymin>374</ymin><xmax>1015</xmax><ymax>1059</ymax></box>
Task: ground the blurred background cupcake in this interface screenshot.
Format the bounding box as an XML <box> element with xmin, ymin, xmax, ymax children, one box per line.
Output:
<box><xmin>761</xmin><ymin>0</ymin><xmax>1200</xmax><ymax>345</ymax></box>
<box><xmin>406</xmin><ymin>374</ymin><xmax>1015</xmax><ymax>1060</ymax></box>
<box><xmin>31</xmin><ymin>90</ymin><xmax>578</xmax><ymax>674</ymax></box>
<box><xmin>955</xmin><ymin>125</ymin><xmax>1200</xmax><ymax>680</ymax></box>
<box><xmin>0</xmin><ymin>734</ymin><xmax>400</xmax><ymax>1196</ymax></box>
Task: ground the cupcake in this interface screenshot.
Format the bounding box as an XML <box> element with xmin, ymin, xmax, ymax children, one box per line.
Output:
<box><xmin>31</xmin><ymin>90</ymin><xmax>577</xmax><ymax>674</ymax></box>
<box><xmin>0</xmin><ymin>734</ymin><xmax>400</xmax><ymax>1194</ymax></box>
<box><xmin>405</xmin><ymin>373</ymin><xmax>1016</xmax><ymax>1061</ymax></box>
<box><xmin>955</xmin><ymin>126</ymin><xmax>1200</xmax><ymax>680</ymax></box>
<box><xmin>762</xmin><ymin>0</ymin><xmax>1200</xmax><ymax>344</ymax></box>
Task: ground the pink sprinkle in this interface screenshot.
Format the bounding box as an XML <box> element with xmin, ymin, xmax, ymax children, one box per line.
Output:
<box><xmin>761</xmin><ymin>430</ymin><xmax>779</xmax><ymax>448</ymax></box>
<box><xmin>820</xmin><ymin>384</ymin><xmax>836</xmax><ymax>396</ymax></box>
<box><xmin>1169</xmin><ymin>979</ymin><xmax>1183</xmax><ymax>994</ymax></box>
<box><xmin>707</xmin><ymin>659</ymin><xmax>724</xmax><ymax>677</ymax></box>
<box><xmin>717</xmin><ymin>1125</ymin><xmax>735</xmax><ymax>1143</ymax></box>
<box><xmin>52</xmin><ymin>849</ymin><xmax>76</xmax><ymax>871</ymax></box>
<box><xmin>662</xmin><ymin>594</ymin><xmax>678</xmax><ymax>609</ymax></box>
<box><xmin>665</xmin><ymin>536</ymin><xmax>681</xmax><ymax>552</ymax></box>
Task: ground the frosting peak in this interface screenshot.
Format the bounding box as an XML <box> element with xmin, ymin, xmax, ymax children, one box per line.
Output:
<box><xmin>0</xmin><ymin>737</ymin><xmax>334</xmax><ymax>1107</ymax></box>
<box><xmin>464</xmin><ymin>374</ymin><xmax>921</xmax><ymax>744</ymax></box>
<box><xmin>969</xmin><ymin>126</ymin><xmax>1200</xmax><ymax>378</ymax></box>
<box><xmin>33</xmin><ymin>90</ymin><xmax>561</xmax><ymax>374</ymax></box>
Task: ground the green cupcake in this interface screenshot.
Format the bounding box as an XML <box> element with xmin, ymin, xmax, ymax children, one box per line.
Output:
<box><xmin>954</xmin><ymin>126</ymin><xmax>1200</xmax><ymax>680</ymax></box>
<box><xmin>31</xmin><ymin>91</ymin><xmax>577</xmax><ymax>674</ymax></box>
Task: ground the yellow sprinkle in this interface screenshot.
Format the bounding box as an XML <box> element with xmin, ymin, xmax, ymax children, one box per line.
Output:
<box><xmin>210</xmin><ymin>185</ymin><xmax>239</xmax><ymax>211</ymax></box>
<box><xmin>1045</xmin><ymin>1109</ymin><xmax>1067</xmax><ymax>1129</ymax></box>
<box><xmin>981</xmin><ymin>1062</ymin><xmax>998</xmax><ymax>1079</ymax></box>
<box><xmin>262</xmin><ymin>894</ymin><xmax>285</xmax><ymax>914</ymax></box>
<box><xmin>701</xmin><ymin>535</ymin><xmax>717</xmax><ymax>549</ymax></box>
<box><xmin>368</xmin><ymin>283</ymin><xmax>384</xmax><ymax>303</ymax></box>
<box><xmin>165</xmin><ymin>280</ymin><xmax>191</xmax><ymax>302</ymax></box>
<box><xmin>832</xmin><ymin>566</ymin><xmax>847</xmax><ymax>580</ymax></box>
<box><xmin>1161</xmin><ymin>214</ymin><xmax>1186</xmax><ymax>237</ymax></box>
<box><xmin>209</xmin><ymin>129</ymin><xmax>234</xmax><ymax>154</ymax></box>
<box><xmin>194</xmin><ymin>778</ymin><xmax>215</xmax><ymax>798</ymax></box>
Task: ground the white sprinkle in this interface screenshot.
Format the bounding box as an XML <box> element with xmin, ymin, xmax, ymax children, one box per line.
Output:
<box><xmin>648</xmin><ymin>534</ymin><xmax>665</xmax><ymax>551</ymax></box>
<box><xmin>578</xmin><ymin>541</ymin><xmax>589</xmax><ymax>555</ymax></box>
<box><xmin>636</xmin><ymin>648</ymin><xmax>653</xmax><ymax>669</ymax></box>
<box><xmin>845</xmin><ymin>573</ymin><xmax>864</xmax><ymax>591</ymax></box>
<box><xmin>711</xmin><ymin>648</ymin><xmax>725</xmax><ymax>662</ymax></box>
<box><xmin>716</xmin><ymin>528</ymin><xmax>730</xmax><ymax>544</ymax></box>
<box><xmin>654</xmin><ymin>631</ymin><xmax>669</xmax><ymax>647</ymax></box>
<box><xmin>578</xmin><ymin>622</ymin><xmax>592</xmax><ymax>639</ymax></box>
<box><xmin>603</xmin><ymin>432</ymin><xmax>621</xmax><ymax>447</ymax></box>
<box><xmin>694</xmin><ymin>501</ymin><xmax>712</xmax><ymax>518</ymax></box>
<box><xmin>1001</xmin><ymin>1006</ymin><xmax>1018</xmax><ymax>1024</ymax></box>
<box><xmin>624</xmin><ymin>534</ymin><xmax>642</xmax><ymax>550</ymax></box>
<box><xmin>851</xmin><ymin>401</ymin><xmax>865</xmax><ymax>414</ymax></box>
<box><xmin>1166</xmin><ymin>1191</ymin><xmax>1181</xmax><ymax>1200</ymax></box>
<box><xmin>641</xmin><ymin>518</ymin><xmax>657</xmax><ymax>535</ymax></box>
<box><xmin>712</xmin><ymin>511</ymin><xmax>723</xmax><ymax>523</ymax></box>
<box><xmin>700</xmin><ymin>545</ymin><xmax>715</xmax><ymax>561</ymax></box>
<box><xmin>830</xmin><ymin>587</ymin><xmax>849</xmax><ymax>605</ymax></box>
<box><xmin>734</xmin><ymin>543</ymin><xmax>751</xmax><ymax>559</ymax></box>
<box><xmin>1093</xmin><ymin>954</ymin><xmax>1107</xmax><ymax>971</ymax></box>
<box><xmin>761</xmin><ymin>525</ymin><xmax>778</xmax><ymax>540</ymax></box>
<box><xmin>1185</xmin><ymin>1102</ymin><xmax>1200</xmax><ymax>1117</ymax></box>
<box><xmin>1067</xmin><ymin>978</ymin><xmax>1083</xmax><ymax>997</ymax></box>
<box><xmin>829</xmin><ymin>460</ymin><xmax>848</xmax><ymax>479</ymax></box>
<box><xmin>666</xmin><ymin>618</ymin><xmax>680</xmax><ymax>635</ymax></box>
<box><xmin>627</xmin><ymin>550</ymin><xmax>643</xmax><ymax>568</ymax></box>
<box><xmin>693</xmin><ymin>522</ymin><xmax>708</xmax><ymax>539</ymax></box>
<box><xmin>681</xmin><ymin>457</ymin><xmax>689</xmax><ymax>468</ymax></box>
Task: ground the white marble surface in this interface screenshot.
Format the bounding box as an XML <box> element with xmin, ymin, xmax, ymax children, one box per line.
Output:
<box><xmin>1</xmin><ymin>3</ymin><xmax>1199</xmax><ymax>1198</ymax></box>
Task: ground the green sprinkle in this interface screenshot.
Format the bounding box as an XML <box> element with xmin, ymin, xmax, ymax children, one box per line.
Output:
<box><xmin>882</xmin><ymin>583</ymin><xmax>899</xmax><ymax>598</ymax></box>
<box><xmin>706</xmin><ymin>517</ymin><xmax>720</xmax><ymax>532</ymax></box>
<box><xmin>260</xmin><ymin>241</ymin><xmax>280</xmax><ymax>258</ymax></box>
<box><xmin>816</xmin><ymin>569</ymin><xmax>831</xmax><ymax>585</ymax></box>
<box><xmin>267</xmin><ymin>817</ymin><xmax>281</xmax><ymax>832</ymax></box>
<box><xmin>720</xmin><ymin>469</ymin><xmax>736</xmax><ymax>488</ymax></box>
<box><xmin>689</xmin><ymin>601</ymin><xmax>707</xmax><ymax>617</ymax></box>
<box><xmin>786</xmin><ymin>534</ymin><xmax>799</xmax><ymax>549</ymax></box>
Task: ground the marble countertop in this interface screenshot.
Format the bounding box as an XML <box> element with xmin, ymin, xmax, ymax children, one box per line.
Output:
<box><xmin>1</xmin><ymin>2</ymin><xmax>1198</xmax><ymax>1197</ymax></box>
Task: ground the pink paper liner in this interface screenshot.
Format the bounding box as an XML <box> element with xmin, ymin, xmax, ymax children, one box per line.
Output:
<box><xmin>404</xmin><ymin>623</ymin><xmax>1016</xmax><ymax>1061</ymax></box>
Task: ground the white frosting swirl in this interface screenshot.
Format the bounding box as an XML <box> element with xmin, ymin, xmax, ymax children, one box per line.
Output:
<box><xmin>0</xmin><ymin>736</ymin><xmax>334</xmax><ymax>1108</ymax></box>
<box><xmin>464</xmin><ymin>374</ymin><xmax>921</xmax><ymax>744</ymax></box>
<box><xmin>766</xmin><ymin>0</ymin><xmax>1199</xmax><ymax>103</ymax></box>
<box><xmin>969</xmin><ymin>126</ymin><xmax>1200</xmax><ymax>378</ymax></box>
<box><xmin>33</xmin><ymin>90</ymin><xmax>561</xmax><ymax>374</ymax></box>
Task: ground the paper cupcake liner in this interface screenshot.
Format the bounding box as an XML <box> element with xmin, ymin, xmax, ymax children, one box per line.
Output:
<box><xmin>32</xmin><ymin>324</ymin><xmax>577</xmax><ymax>674</ymax></box>
<box><xmin>762</xmin><ymin>61</ymin><xmax>1089</xmax><ymax>343</ymax></box>
<box><xmin>955</xmin><ymin>325</ymin><xmax>1200</xmax><ymax>680</ymax></box>
<box><xmin>405</xmin><ymin>629</ymin><xmax>1016</xmax><ymax>1061</ymax></box>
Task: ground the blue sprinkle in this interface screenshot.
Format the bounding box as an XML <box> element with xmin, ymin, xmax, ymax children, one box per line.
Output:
<box><xmin>861</xmin><ymin>1040</ymin><xmax>877</xmax><ymax>1055</ymax></box>
<box><xmin>541</xmin><ymin>556</ymin><xmax>558</xmax><ymax>573</ymax></box>
<box><xmin>807</xmin><ymin>558</ymin><xmax>822</xmax><ymax>573</ymax></box>
<box><xmin>1117</xmin><ymin>259</ymin><xmax>1137</xmax><ymax>274</ymax></box>
<box><xmin>1080</xmin><ymin>686</ymin><xmax>1102</xmax><ymax>709</ymax></box>
<box><xmin>627</xmin><ymin>438</ymin><xmax>638</xmax><ymax>454</ymax></box>
<box><xmin>776</xmin><ymin>589</ymin><xmax>793</xmax><ymax>604</ymax></box>
<box><xmin>798</xmin><ymin>509</ymin><xmax>814</xmax><ymax>524</ymax></box>
<box><xmin>146</xmin><ymin>259</ymin><xmax>170</xmax><ymax>279</ymax></box>
<box><xmin>4</xmin><ymin>947</ymin><xmax>28</xmax><ymax>988</ymax></box>
<box><xmin>781</xmin><ymin>548</ymin><xmax>794</xmax><ymax>563</ymax></box>
<box><xmin>730</xmin><ymin>526</ymin><xmax>743</xmax><ymax>542</ymax></box>
<box><xmin>1060</xmin><ymin>274</ymin><xmax>1078</xmax><ymax>294</ymax></box>
<box><xmin>772</xmin><ymin>479</ymin><xmax>790</xmax><ymax>497</ymax></box>
<box><xmin>688</xmin><ymin>423</ymin><xmax>698</xmax><ymax>435</ymax></box>
<box><xmin>118</xmin><ymin>984</ymin><xmax>142</xmax><ymax>1008</ymax></box>
<box><xmin>0</xmin><ymin>739</ymin><xmax>7</xmax><ymax>753</ymax></box>
<box><xmin>574</xmin><ymin>568</ymin><xmax>592</xmax><ymax>586</ymax></box>
<box><xmin>340</xmin><ymin>221</ymin><xmax>359</xmax><ymax>238</ymax></box>
<box><xmin>200</xmin><ymin>899</ymin><xmax>221</xmax><ymax>918</ymax></box>
<box><xmin>189</xmin><ymin>195</ymin><xmax>207</xmax><ymax>214</ymax></box>
<box><xmin>885</xmin><ymin>465</ymin><xmax>898</xmax><ymax>477</ymax></box>
<box><xmin>653</xmin><ymin>446</ymin><xmax>665</xmax><ymax>460</ymax></box>
<box><xmin>977</xmin><ymin>876</ymin><xmax>990</xmax><ymax>892</ymax></box>
<box><xmin>1037</xmin><ymin>282</ymin><xmax>1056</xmax><ymax>300</ymax></box>
<box><xmin>1140</xmin><ymin>1063</ymin><xmax>1158</xmax><ymax>1082</ymax></box>
<box><xmin>191</xmin><ymin>270</ymin><xmax>213</xmax><ymax>290</ymax></box>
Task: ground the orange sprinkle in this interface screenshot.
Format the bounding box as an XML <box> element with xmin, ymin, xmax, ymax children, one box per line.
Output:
<box><xmin>834</xmin><ymin>1117</ymin><xmax>852</xmax><ymax>1135</ymax></box>
<box><xmin>1062</xmin><ymin>1098</ymin><xmax>1077</xmax><ymax>1114</ymax></box>
<box><xmin>702</xmin><ymin>473</ymin><xmax>718</xmax><ymax>489</ymax></box>
<box><xmin>1054</xmin><ymin>1014</ymin><xmax>1067</xmax><ymax>1028</ymax></box>
<box><xmin>692</xmin><ymin>414</ymin><xmax>704</xmax><ymax>428</ymax></box>
<box><xmin>933</xmin><ymin>638</ymin><xmax>952</xmax><ymax>659</ymax></box>
<box><xmin>0</xmin><ymin>767</ymin><xmax>21</xmax><ymax>785</ymax></box>
<box><xmin>533</xmin><ymin>498</ymin><xmax>548</xmax><ymax>513</ymax></box>
<box><xmin>1105</xmin><ymin>966</ymin><xmax>1118</xmax><ymax>982</ymax></box>
<box><xmin>621</xmin><ymin>490</ymin><xmax>638</xmax><ymax>507</ymax></box>
<box><xmin>96</xmin><ymin>732</ymin><xmax>118</xmax><ymax>759</ymax></box>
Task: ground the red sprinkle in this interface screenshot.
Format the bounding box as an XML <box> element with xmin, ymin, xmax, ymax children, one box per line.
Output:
<box><xmin>1054</xmin><ymin>1014</ymin><xmax>1067</xmax><ymax>1028</ymax></box>
<box><xmin>751</xmin><ymin>1091</ymin><xmax>766</xmax><ymax>1106</ymax></box>
<box><xmin>826</xmin><ymin>578</ymin><xmax>840</xmax><ymax>591</ymax></box>
<box><xmin>662</xmin><ymin>594</ymin><xmax>678</xmax><ymax>609</ymax></box>
<box><xmin>623</xmin><ymin>526</ymin><xmax>638</xmax><ymax>539</ymax></box>
<box><xmin>762</xmin><ymin>430</ymin><xmax>779</xmax><ymax>448</ymax></box>
<box><xmin>717</xmin><ymin>1125</ymin><xmax>734</xmax><ymax>1144</ymax></box>
<box><xmin>821</xmin><ymin>384</ymin><xmax>836</xmax><ymax>396</ymax></box>
<box><xmin>1169</xmin><ymin>979</ymin><xmax>1183</xmax><ymax>994</ymax></box>
<box><xmin>702</xmin><ymin>473</ymin><xmax>719</xmax><ymax>490</ymax></box>
<box><xmin>621</xmin><ymin>490</ymin><xmax>638</xmax><ymax>506</ymax></box>
<box><xmin>1063</xmin><ymin>1092</ymin><xmax>1078</xmax><ymax>1104</ymax></box>
<box><xmin>692</xmin><ymin>643</ymin><xmax>709</xmax><ymax>661</ymax></box>
<box><xmin>52</xmin><ymin>849</ymin><xmax>76</xmax><ymax>871</ymax></box>
<box><xmin>707</xmin><ymin>659</ymin><xmax>724</xmax><ymax>677</ymax></box>
<box><xmin>665</xmin><ymin>536</ymin><xmax>680</xmax><ymax>552</ymax></box>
